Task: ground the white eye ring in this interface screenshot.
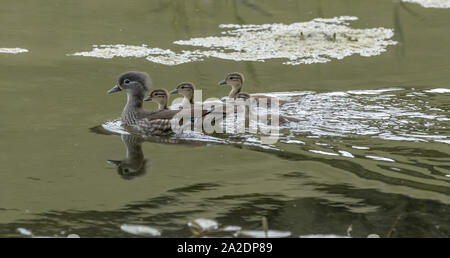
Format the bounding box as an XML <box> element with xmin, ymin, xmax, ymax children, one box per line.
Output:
<box><xmin>124</xmin><ymin>79</ymin><xmax>131</xmax><ymax>84</ymax></box>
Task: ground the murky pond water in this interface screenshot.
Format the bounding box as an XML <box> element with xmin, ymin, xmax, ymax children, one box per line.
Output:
<box><xmin>0</xmin><ymin>0</ymin><xmax>449</xmax><ymax>237</ymax></box>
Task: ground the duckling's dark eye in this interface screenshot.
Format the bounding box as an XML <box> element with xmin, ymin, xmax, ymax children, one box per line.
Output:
<box><xmin>124</xmin><ymin>79</ymin><xmax>131</xmax><ymax>84</ymax></box>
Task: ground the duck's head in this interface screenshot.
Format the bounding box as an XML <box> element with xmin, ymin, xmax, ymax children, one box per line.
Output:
<box><xmin>144</xmin><ymin>89</ymin><xmax>169</xmax><ymax>109</ymax></box>
<box><xmin>170</xmin><ymin>82</ymin><xmax>195</xmax><ymax>103</ymax></box>
<box><xmin>218</xmin><ymin>72</ymin><xmax>244</xmax><ymax>88</ymax></box>
<box><xmin>108</xmin><ymin>71</ymin><xmax>152</xmax><ymax>97</ymax></box>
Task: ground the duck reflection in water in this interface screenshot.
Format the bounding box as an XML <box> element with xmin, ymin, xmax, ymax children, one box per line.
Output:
<box><xmin>107</xmin><ymin>134</ymin><xmax>150</xmax><ymax>180</ymax></box>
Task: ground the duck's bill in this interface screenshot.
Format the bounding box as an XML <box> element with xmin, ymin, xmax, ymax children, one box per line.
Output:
<box><xmin>107</xmin><ymin>160</ymin><xmax>121</xmax><ymax>166</ymax></box>
<box><xmin>218</xmin><ymin>80</ymin><xmax>227</xmax><ymax>85</ymax></box>
<box><xmin>143</xmin><ymin>96</ymin><xmax>152</xmax><ymax>101</ymax></box>
<box><xmin>107</xmin><ymin>85</ymin><xmax>121</xmax><ymax>94</ymax></box>
<box><xmin>170</xmin><ymin>89</ymin><xmax>178</xmax><ymax>94</ymax></box>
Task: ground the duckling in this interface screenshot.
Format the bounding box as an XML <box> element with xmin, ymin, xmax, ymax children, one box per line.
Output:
<box><xmin>218</xmin><ymin>72</ymin><xmax>245</xmax><ymax>99</ymax></box>
<box><xmin>236</xmin><ymin>92</ymin><xmax>301</xmax><ymax>124</ymax></box>
<box><xmin>170</xmin><ymin>82</ymin><xmax>195</xmax><ymax>105</ymax></box>
<box><xmin>144</xmin><ymin>89</ymin><xmax>169</xmax><ymax>110</ymax></box>
<box><xmin>170</xmin><ymin>82</ymin><xmax>212</xmax><ymax>114</ymax></box>
<box><xmin>107</xmin><ymin>71</ymin><xmax>210</xmax><ymax>135</ymax></box>
<box><xmin>218</xmin><ymin>72</ymin><xmax>293</xmax><ymax>105</ymax></box>
<box><xmin>170</xmin><ymin>82</ymin><xmax>227</xmax><ymax>128</ymax></box>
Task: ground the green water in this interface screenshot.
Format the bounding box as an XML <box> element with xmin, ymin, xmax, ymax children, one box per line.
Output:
<box><xmin>0</xmin><ymin>0</ymin><xmax>449</xmax><ymax>237</ymax></box>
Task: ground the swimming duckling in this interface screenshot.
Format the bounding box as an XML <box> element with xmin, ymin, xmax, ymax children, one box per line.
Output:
<box><xmin>170</xmin><ymin>82</ymin><xmax>195</xmax><ymax>105</ymax></box>
<box><xmin>236</xmin><ymin>92</ymin><xmax>301</xmax><ymax>124</ymax></box>
<box><xmin>144</xmin><ymin>89</ymin><xmax>169</xmax><ymax>110</ymax></box>
<box><xmin>218</xmin><ymin>72</ymin><xmax>293</xmax><ymax>105</ymax></box>
<box><xmin>170</xmin><ymin>82</ymin><xmax>227</xmax><ymax>128</ymax></box>
<box><xmin>170</xmin><ymin>82</ymin><xmax>212</xmax><ymax>114</ymax></box>
<box><xmin>107</xmin><ymin>71</ymin><xmax>210</xmax><ymax>135</ymax></box>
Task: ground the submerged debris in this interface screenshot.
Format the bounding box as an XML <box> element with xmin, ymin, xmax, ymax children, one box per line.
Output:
<box><xmin>188</xmin><ymin>218</ymin><xmax>219</xmax><ymax>234</ymax></box>
<box><xmin>17</xmin><ymin>228</ymin><xmax>33</xmax><ymax>236</ymax></box>
<box><xmin>223</xmin><ymin>226</ymin><xmax>242</xmax><ymax>232</ymax></box>
<box><xmin>233</xmin><ymin>216</ymin><xmax>291</xmax><ymax>238</ymax></box>
<box><xmin>365</xmin><ymin>155</ymin><xmax>396</xmax><ymax>162</ymax></box>
<box><xmin>187</xmin><ymin>218</ymin><xmax>243</xmax><ymax>237</ymax></box>
<box><xmin>262</xmin><ymin>217</ymin><xmax>269</xmax><ymax>238</ymax></box>
<box><xmin>387</xmin><ymin>215</ymin><xmax>403</xmax><ymax>238</ymax></box>
<box><xmin>347</xmin><ymin>224</ymin><xmax>353</xmax><ymax>237</ymax></box>
<box><xmin>17</xmin><ymin>227</ymin><xmax>80</xmax><ymax>238</ymax></box>
<box><xmin>120</xmin><ymin>224</ymin><xmax>161</xmax><ymax>237</ymax></box>
<box><xmin>236</xmin><ymin>230</ymin><xmax>292</xmax><ymax>238</ymax></box>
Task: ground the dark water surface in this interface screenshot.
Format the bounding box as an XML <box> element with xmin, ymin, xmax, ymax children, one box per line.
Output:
<box><xmin>0</xmin><ymin>0</ymin><xmax>449</xmax><ymax>237</ymax></box>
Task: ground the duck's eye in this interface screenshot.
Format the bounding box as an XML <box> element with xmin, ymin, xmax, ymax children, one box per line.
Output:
<box><xmin>124</xmin><ymin>79</ymin><xmax>131</xmax><ymax>84</ymax></box>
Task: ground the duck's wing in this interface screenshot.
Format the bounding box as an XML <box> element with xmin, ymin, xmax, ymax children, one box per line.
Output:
<box><xmin>140</xmin><ymin>109</ymin><xmax>180</xmax><ymax>120</ymax></box>
<box><xmin>128</xmin><ymin>110</ymin><xmax>180</xmax><ymax>135</ymax></box>
<box><xmin>136</xmin><ymin>107</ymin><xmax>219</xmax><ymax>135</ymax></box>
